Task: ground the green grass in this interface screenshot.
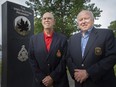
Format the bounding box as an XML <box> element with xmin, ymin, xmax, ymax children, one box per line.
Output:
<box><xmin>114</xmin><ymin>65</ymin><xmax>116</xmax><ymax>76</ymax></box>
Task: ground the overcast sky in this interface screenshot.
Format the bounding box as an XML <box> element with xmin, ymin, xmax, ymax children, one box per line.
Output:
<box><xmin>90</xmin><ymin>0</ymin><xmax>116</xmax><ymax>28</ymax></box>
<box><xmin>0</xmin><ymin>0</ymin><xmax>116</xmax><ymax>44</ymax></box>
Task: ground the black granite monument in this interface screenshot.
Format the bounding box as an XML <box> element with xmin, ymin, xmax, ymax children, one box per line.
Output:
<box><xmin>2</xmin><ymin>1</ymin><xmax>34</xmax><ymax>87</ymax></box>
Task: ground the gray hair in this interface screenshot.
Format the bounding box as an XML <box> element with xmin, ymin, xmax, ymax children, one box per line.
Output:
<box><xmin>77</xmin><ymin>10</ymin><xmax>94</xmax><ymax>21</ymax></box>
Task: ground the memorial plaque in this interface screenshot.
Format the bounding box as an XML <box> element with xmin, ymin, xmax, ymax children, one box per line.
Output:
<box><xmin>2</xmin><ymin>1</ymin><xmax>34</xmax><ymax>87</ymax></box>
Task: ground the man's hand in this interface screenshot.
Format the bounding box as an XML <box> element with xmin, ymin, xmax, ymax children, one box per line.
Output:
<box><xmin>42</xmin><ymin>75</ymin><xmax>53</xmax><ymax>87</ymax></box>
<box><xmin>74</xmin><ymin>69</ymin><xmax>89</xmax><ymax>83</ymax></box>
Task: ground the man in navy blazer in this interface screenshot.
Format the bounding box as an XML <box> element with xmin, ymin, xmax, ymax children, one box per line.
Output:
<box><xmin>28</xmin><ymin>12</ymin><xmax>69</xmax><ymax>87</ymax></box>
<box><xmin>67</xmin><ymin>10</ymin><xmax>116</xmax><ymax>87</ymax></box>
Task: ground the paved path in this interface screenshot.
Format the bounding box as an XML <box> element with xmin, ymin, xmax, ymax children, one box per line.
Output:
<box><xmin>67</xmin><ymin>73</ymin><xmax>75</xmax><ymax>87</ymax></box>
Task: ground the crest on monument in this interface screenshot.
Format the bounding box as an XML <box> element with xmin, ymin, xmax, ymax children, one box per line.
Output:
<box><xmin>18</xmin><ymin>45</ymin><xmax>28</xmax><ymax>62</ymax></box>
<box><xmin>14</xmin><ymin>16</ymin><xmax>31</xmax><ymax>36</ymax></box>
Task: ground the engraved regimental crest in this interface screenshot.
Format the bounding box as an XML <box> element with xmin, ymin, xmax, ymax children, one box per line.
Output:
<box><xmin>14</xmin><ymin>16</ymin><xmax>31</xmax><ymax>36</ymax></box>
<box><xmin>18</xmin><ymin>45</ymin><xmax>28</xmax><ymax>62</ymax></box>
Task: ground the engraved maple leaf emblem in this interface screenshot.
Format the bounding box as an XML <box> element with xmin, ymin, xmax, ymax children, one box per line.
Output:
<box><xmin>17</xmin><ymin>18</ymin><xmax>29</xmax><ymax>32</ymax></box>
<box><xmin>14</xmin><ymin>16</ymin><xmax>31</xmax><ymax>36</ymax></box>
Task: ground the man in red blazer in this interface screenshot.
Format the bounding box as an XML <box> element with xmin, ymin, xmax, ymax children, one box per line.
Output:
<box><xmin>67</xmin><ymin>10</ymin><xmax>116</xmax><ymax>87</ymax></box>
<box><xmin>28</xmin><ymin>12</ymin><xmax>69</xmax><ymax>87</ymax></box>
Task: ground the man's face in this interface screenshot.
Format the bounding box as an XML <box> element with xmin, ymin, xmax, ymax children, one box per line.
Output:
<box><xmin>77</xmin><ymin>12</ymin><xmax>94</xmax><ymax>32</ymax></box>
<box><xmin>42</xmin><ymin>13</ymin><xmax>55</xmax><ymax>29</ymax></box>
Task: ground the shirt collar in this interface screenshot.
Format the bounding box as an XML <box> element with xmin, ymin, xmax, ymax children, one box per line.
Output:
<box><xmin>44</xmin><ymin>31</ymin><xmax>54</xmax><ymax>38</ymax></box>
<box><xmin>81</xmin><ymin>26</ymin><xmax>93</xmax><ymax>37</ymax></box>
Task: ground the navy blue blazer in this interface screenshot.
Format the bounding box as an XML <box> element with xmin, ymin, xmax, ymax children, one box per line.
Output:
<box><xmin>67</xmin><ymin>27</ymin><xmax>116</xmax><ymax>87</ymax></box>
<box><xmin>28</xmin><ymin>32</ymin><xmax>69</xmax><ymax>87</ymax></box>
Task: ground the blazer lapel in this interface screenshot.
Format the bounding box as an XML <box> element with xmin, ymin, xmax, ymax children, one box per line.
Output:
<box><xmin>73</xmin><ymin>33</ymin><xmax>83</xmax><ymax>62</ymax></box>
<box><xmin>46</xmin><ymin>32</ymin><xmax>58</xmax><ymax>59</ymax></box>
<box><xmin>83</xmin><ymin>28</ymin><xmax>98</xmax><ymax>59</ymax></box>
<box><xmin>38</xmin><ymin>33</ymin><xmax>48</xmax><ymax>56</ymax></box>
<box><xmin>77</xmin><ymin>33</ymin><xmax>83</xmax><ymax>59</ymax></box>
<box><xmin>50</xmin><ymin>32</ymin><xmax>58</xmax><ymax>51</ymax></box>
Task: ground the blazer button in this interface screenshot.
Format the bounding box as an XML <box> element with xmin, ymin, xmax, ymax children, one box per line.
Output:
<box><xmin>48</xmin><ymin>64</ymin><xmax>50</xmax><ymax>66</ymax></box>
<box><xmin>81</xmin><ymin>64</ymin><xmax>84</xmax><ymax>67</ymax></box>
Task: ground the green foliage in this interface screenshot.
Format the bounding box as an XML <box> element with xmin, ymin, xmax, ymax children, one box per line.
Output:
<box><xmin>114</xmin><ymin>65</ymin><xmax>116</xmax><ymax>76</ymax></box>
<box><xmin>34</xmin><ymin>17</ymin><xmax>43</xmax><ymax>34</ymax></box>
<box><xmin>26</xmin><ymin>0</ymin><xmax>102</xmax><ymax>37</ymax></box>
<box><xmin>108</xmin><ymin>20</ymin><xmax>116</xmax><ymax>37</ymax></box>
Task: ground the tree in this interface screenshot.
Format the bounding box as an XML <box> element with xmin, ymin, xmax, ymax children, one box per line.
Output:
<box><xmin>108</xmin><ymin>20</ymin><xmax>116</xmax><ymax>37</ymax></box>
<box><xmin>26</xmin><ymin>0</ymin><xmax>102</xmax><ymax>37</ymax></box>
